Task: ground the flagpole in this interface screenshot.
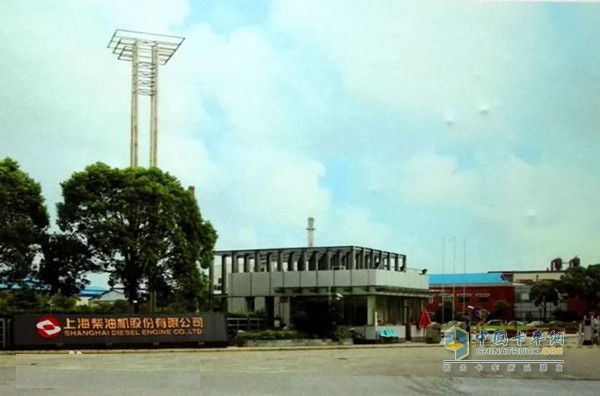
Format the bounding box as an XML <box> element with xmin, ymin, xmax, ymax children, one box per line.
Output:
<box><xmin>463</xmin><ymin>238</ymin><xmax>467</xmax><ymax>318</ymax></box>
<box><xmin>452</xmin><ymin>236</ymin><xmax>456</xmax><ymax>323</ymax></box>
<box><xmin>441</xmin><ymin>238</ymin><xmax>446</xmax><ymax>324</ymax></box>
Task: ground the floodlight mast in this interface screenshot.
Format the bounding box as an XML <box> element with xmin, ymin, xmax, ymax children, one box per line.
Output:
<box><xmin>107</xmin><ymin>29</ymin><xmax>185</xmax><ymax>168</ymax></box>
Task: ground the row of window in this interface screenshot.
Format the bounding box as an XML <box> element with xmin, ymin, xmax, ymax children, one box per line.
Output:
<box><xmin>437</xmin><ymin>293</ymin><xmax>491</xmax><ymax>303</ymax></box>
<box><xmin>436</xmin><ymin>293</ymin><xmax>532</xmax><ymax>304</ymax></box>
<box><xmin>457</xmin><ymin>295</ymin><xmax>488</xmax><ymax>303</ymax></box>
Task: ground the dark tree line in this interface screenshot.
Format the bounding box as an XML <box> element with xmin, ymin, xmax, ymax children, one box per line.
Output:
<box><xmin>530</xmin><ymin>263</ymin><xmax>600</xmax><ymax>319</ymax></box>
<box><xmin>0</xmin><ymin>158</ymin><xmax>217</xmax><ymax>312</ymax></box>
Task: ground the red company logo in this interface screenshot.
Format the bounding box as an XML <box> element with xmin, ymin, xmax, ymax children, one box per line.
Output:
<box><xmin>36</xmin><ymin>316</ymin><xmax>62</xmax><ymax>339</ymax></box>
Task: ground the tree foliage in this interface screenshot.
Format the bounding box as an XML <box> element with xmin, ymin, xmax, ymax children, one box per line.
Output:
<box><xmin>0</xmin><ymin>289</ymin><xmax>130</xmax><ymax>315</ymax></box>
<box><xmin>433</xmin><ymin>300</ymin><xmax>454</xmax><ymax>324</ymax></box>
<box><xmin>530</xmin><ymin>280</ymin><xmax>561</xmax><ymax>307</ymax></box>
<box><xmin>530</xmin><ymin>279</ymin><xmax>561</xmax><ymax>321</ymax></box>
<box><xmin>489</xmin><ymin>299</ymin><xmax>512</xmax><ymax>321</ymax></box>
<box><xmin>559</xmin><ymin>264</ymin><xmax>600</xmax><ymax>313</ymax></box>
<box><xmin>0</xmin><ymin>158</ymin><xmax>49</xmax><ymax>286</ymax></box>
<box><xmin>57</xmin><ymin>163</ymin><xmax>217</xmax><ymax>310</ymax></box>
<box><xmin>38</xmin><ymin>233</ymin><xmax>96</xmax><ymax>297</ymax></box>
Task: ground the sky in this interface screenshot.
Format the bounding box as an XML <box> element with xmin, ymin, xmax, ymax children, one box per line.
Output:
<box><xmin>1</xmin><ymin>0</ymin><xmax>599</xmax><ymax>276</ymax></box>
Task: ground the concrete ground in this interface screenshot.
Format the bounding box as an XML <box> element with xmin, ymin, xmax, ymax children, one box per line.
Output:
<box><xmin>1</xmin><ymin>344</ymin><xmax>599</xmax><ymax>395</ymax></box>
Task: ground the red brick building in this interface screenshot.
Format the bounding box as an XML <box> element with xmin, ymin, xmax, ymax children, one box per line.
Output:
<box><xmin>426</xmin><ymin>273</ymin><xmax>516</xmax><ymax>321</ymax></box>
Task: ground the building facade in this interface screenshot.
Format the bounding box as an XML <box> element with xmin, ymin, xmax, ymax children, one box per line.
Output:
<box><xmin>427</xmin><ymin>273</ymin><xmax>516</xmax><ymax>321</ymax></box>
<box><xmin>427</xmin><ymin>265</ymin><xmax>588</xmax><ymax>322</ymax></box>
<box><xmin>211</xmin><ymin>245</ymin><xmax>430</xmax><ymax>341</ymax></box>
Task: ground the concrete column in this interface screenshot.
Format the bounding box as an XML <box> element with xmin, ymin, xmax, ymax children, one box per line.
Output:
<box><xmin>357</xmin><ymin>248</ymin><xmax>364</xmax><ymax>270</ymax></box>
<box><xmin>254</xmin><ymin>250</ymin><xmax>261</xmax><ymax>272</ymax></box>
<box><xmin>232</xmin><ymin>253</ymin><xmax>238</xmax><ymax>273</ymax></box>
<box><xmin>209</xmin><ymin>256</ymin><xmax>215</xmax><ymax>310</ymax></box>
<box><xmin>243</xmin><ymin>254</ymin><xmax>250</xmax><ymax>273</ymax></box>
<box><xmin>394</xmin><ymin>254</ymin><xmax>399</xmax><ymax>271</ymax></box>
<box><xmin>130</xmin><ymin>42</ymin><xmax>139</xmax><ymax>168</ymax></box>
<box><xmin>367</xmin><ymin>295</ymin><xmax>377</xmax><ymax>326</ymax></box>
<box><xmin>266</xmin><ymin>252</ymin><xmax>272</xmax><ymax>272</ymax></box>
<box><xmin>332</xmin><ymin>251</ymin><xmax>339</xmax><ymax>269</ymax></box>
<box><xmin>308</xmin><ymin>251</ymin><xmax>317</xmax><ymax>271</ymax></box>
<box><xmin>349</xmin><ymin>247</ymin><xmax>356</xmax><ymax>270</ymax></box>
<box><xmin>279</xmin><ymin>297</ymin><xmax>291</xmax><ymax>327</ymax></box>
<box><xmin>287</xmin><ymin>251</ymin><xmax>295</xmax><ymax>271</ymax></box>
<box><xmin>277</xmin><ymin>250</ymin><xmax>283</xmax><ymax>271</ymax></box>
<box><xmin>299</xmin><ymin>250</ymin><xmax>306</xmax><ymax>271</ymax></box>
<box><xmin>325</xmin><ymin>249</ymin><xmax>331</xmax><ymax>270</ymax></box>
<box><xmin>362</xmin><ymin>250</ymin><xmax>367</xmax><ymax>269</ymax></box>
<box><xmin>149</xmin><ymin>44</ymin><xmax>159</xmax><ymax>168</ymax></box>
<box><xmin>220</xmin><ymin>254</ymin><xmax>227</xmax><ymax>298</ymax></box>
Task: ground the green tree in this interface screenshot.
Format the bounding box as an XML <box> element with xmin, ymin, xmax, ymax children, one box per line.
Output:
<box><xmin>489</xmin><ymin>300</ymin><xmax>512</xmax><ymax>321</ymax></box>
<box><xmin>0</xmin><ymin>287</ymin><xmax>44</xmax><ymax>313</ymax></box>
<box><xmin>0</xmin><ymin>158</ymin><xmax>49</xmax><ymax>286</ymax></box>
<box><xmin>559</xmin><ymin>264</ymin><xmax>600</xmax><ymax>313</ymax></box>
<box><xmin>551</xmin><ymin>308</ymin><xmax>581</xmax><ymax>322</ymax></box>
<box><xmin>38</xmin><ymin>233</ymin><xmax>96</xmax><ymax>297</ymax></box>
<box><xmin>433</xmin><ymin>300</ymin><xmax>454</xmax><ymax>324</ymax></box>
<box><xmin>57</xmin><ymin>163</ymin><xmax>217</xmax><ymax>312</ymax></box>
<box><xmin>530</xmin><ymin>280</ymin><xmax>561</xmax><ymax>321</ymax></box>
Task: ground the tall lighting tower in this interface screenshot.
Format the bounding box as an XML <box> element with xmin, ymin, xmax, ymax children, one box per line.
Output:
<box><xmin>107</xmin><ymin>29</ymin><xmax>185</xmax><ymax>168</ymax></box>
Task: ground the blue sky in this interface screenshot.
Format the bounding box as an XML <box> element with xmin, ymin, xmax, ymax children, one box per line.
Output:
<box><xmin>1</xmin><ymin>0</ymin><xmax>599</xmax><ymax>275</ymax></box>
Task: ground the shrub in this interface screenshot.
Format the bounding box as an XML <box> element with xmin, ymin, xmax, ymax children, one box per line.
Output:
<box><xmin>235</xmin><ymin>329</ymin><xmax>303</xmax><ymax>342</ymax></box>
<box><xmin>552</xmin><ymin>309</ymin><xmax>581</xmax><ymax>322</ymax></box>
<box><xmin>228</xmin><ymin>310</ymin><xmax>267</xmax><ymax>319</ymax></box>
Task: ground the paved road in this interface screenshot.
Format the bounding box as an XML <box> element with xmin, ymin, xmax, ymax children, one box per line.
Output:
<box><xmin>1</xmin><ymin>345</ymin><xmax>599</xmax><ymax>395</ymax></box>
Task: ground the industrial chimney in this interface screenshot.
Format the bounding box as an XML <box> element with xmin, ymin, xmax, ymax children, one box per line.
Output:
<box><xmin>307</xmin><ymin>217</ymin><xmax>315</xmax><ymax>247</ymax></box>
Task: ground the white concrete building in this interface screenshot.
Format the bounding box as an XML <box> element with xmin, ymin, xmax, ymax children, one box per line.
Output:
<box><xmin>211</xmin><ymin>245</ymin><xmax>430</xmax><ymax>341</ymax></box>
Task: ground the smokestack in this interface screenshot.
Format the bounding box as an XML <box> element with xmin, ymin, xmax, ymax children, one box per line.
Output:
<box><xmin>306</xmin><ymin>217</ymin><xmax>315</xmax><ymax>247</ymax></box>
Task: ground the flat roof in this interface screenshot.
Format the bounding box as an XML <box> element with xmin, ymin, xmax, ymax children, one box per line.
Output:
<box><xmin>216</xmin><ymin>245</ymin><xmax>406</xmax><ymax>257</ymax></box>
<box><xmin>429</xmin><ymin>273</ymin><xmax>510</xmax><ymax>286</ymax></box>
<box><xmin>488</xmin><ymin>270</ymin><xmax>565</xmax><ymax>274</ymax></box>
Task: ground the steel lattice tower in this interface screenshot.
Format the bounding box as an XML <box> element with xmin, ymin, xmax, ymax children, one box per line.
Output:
<box><xmin>108</xmin><ymin>29</ymin><xmax>185</xmax><ymax>168</ymax></box>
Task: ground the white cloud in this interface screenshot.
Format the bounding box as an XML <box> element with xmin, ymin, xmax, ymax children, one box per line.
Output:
<box><xmin>272</xmin><ymin>0</ymin><xmax>546</xmax><ymax>141</ymax></box>
<box><xmin>189</xmin><ymin>25</ymin><xmax>289</xmax><ymax>139</ymax></box>
<box><xmin>399</xmin><ymin>152</ymin><xmax>476</xmax><ymax>206</ymax></box>
<box><xmin>217</xmin><ymin>140</ymin><xmax>331</xmax><ymax>227</ymax></box>
<box><xmin>2</xmin><ymin>1</ymin><xmax>599</xmax><ymax>273</ymax></box>
<box><xmin>271</xmin><ymin>0</ymin><xmax>600</xmax><ymax>269</ymax></box>
<box><xmin>319</xmin><ymin>206</ymin><xmax>396</xmax><ymax>250</ymax></box>
<box><xmin>471</xmin><ymin>154</ymin><xmax>600</xmax><ymax>267</ymax></box>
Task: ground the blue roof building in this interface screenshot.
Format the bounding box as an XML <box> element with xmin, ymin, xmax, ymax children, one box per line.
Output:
<box><xmin>428</xmin><ymin>273</ymin><xmax>510</xmax><ymax>286</ymax></box>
